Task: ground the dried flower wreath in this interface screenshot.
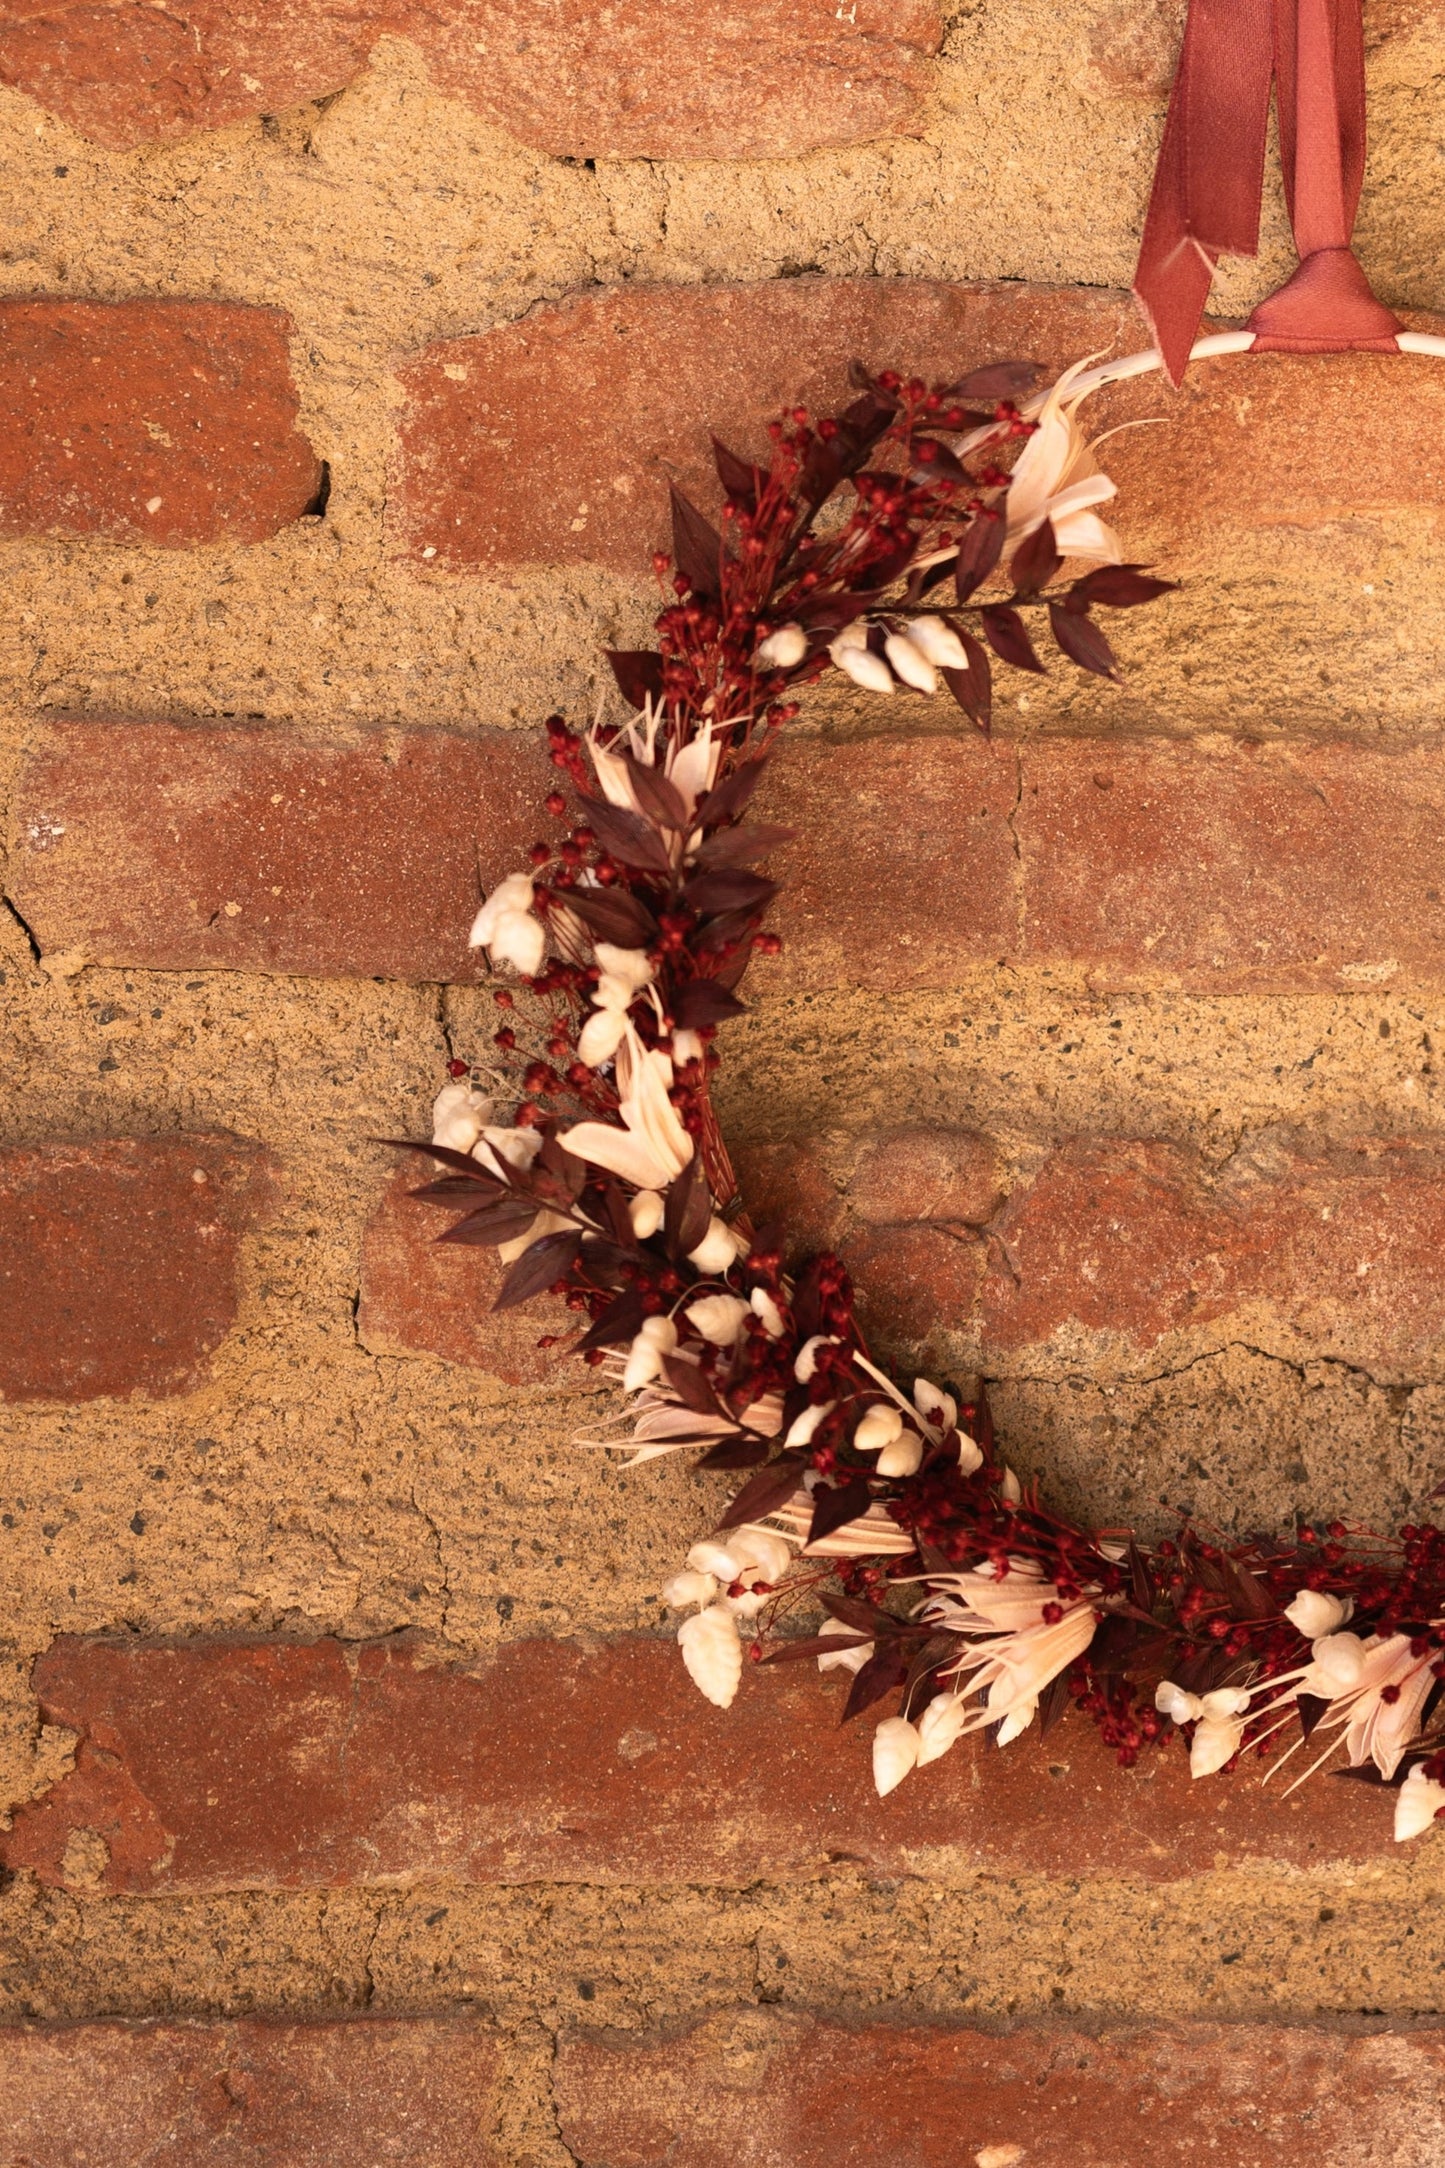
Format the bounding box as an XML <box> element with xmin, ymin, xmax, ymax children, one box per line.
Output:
<box><xmin>395</xmin><ymin>353</ymin><xmax>1445</xmax><ymax>1848</ymax></box>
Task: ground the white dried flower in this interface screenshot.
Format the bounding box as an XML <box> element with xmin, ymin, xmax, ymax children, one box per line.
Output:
<box><xmin>622</xmin><ymin>1314</ymin><xmax>678</xmax><ymax>1393</ymax></box>
<box><xmin>685</xmin><ymin>1293</ymin><xmax>750</xmax><ymax>1346</ymax></box>
<box><xmin>728</xmin><ymin>1528</ymin><xmax>792</xmax><ymax>1583</ymax></box>
<box><xmin>1303</xmin><ymin>1631</ymin><xmax>1368</xmax><ymax>1696</ymax></box>
<box><xmin>1155</xmin><ymin>1680</ymin><xmax>1203</xmax><ymax>1725</ymax></box>
<box><xmin>755</xmin><ymin>623</ymin><xmax>808</xmax><ymax>670</ymax></box>
<box><xmin>1284</xmin><ymin>1589</ymin><xmax>1355</xmax><ymax>1639</ymax></box>
<box><xmin>629</xmin><ymin>1189</ymin><xmax>665</xmax><ymax>1240</ymax></box>
<box><xmin>996</xmin><ymin>1460</ymin><xmax>1020</xmax><ymax>1497</ymax></box>
<box><xmin>883</xmin><ymin>632</ymin><xmax>938</xmax><ymax>694</ymax></box>
<box><xmin>995</xmin><ymin>1697</ymin><xmax>1038</xmax><ymax>1746</ymax></box>
<box><xmin>873</xmin><ymin>1715</ymin><xmax>921</xmax><ymax>1797</ymax></box>
<box><xmin>662</xmin><ymin>1569</ymin><xmax>718</xmax><ymax>1610</ymax></box>
<box><xmin>1395</xmin><ymin>1762</ymin><xmax>1445</xmax><ymax>1842</ymax></box>
<box><xmin>431</xmin><ymin>1081</ymin><xmax>490</xmax><ymax>1154</ymax></box>
<box><xmin>876</xmin><ymin>1429</ymin><xmax>924</xmax><ymax>1479</ymax></box>
<box><xmin>1003</xmin><ymin>354</ymin><xmax>1123</xmax><ymax>565</ymax></box>
<box><xmin>794</xmin><ymin>1334</ymin><xmax>839</xmax><ymax>1382</ymax></box>
<box><xmin>577</xmin><ymin>943</ymin><xmax>655</xmax><ymax>1066</ymax></box>
<box><xmin>687</xmin><ymin>1538</ymin><xmax>742</xmax><ymax>1580</ymax></box>
<box><xmin>915</xmin><ymin>1692</ymin><xmax>969</xmax><ymax>1767</ymax></box>
<box><xmin>913</xmin><ymin>1378</ymin><xmax>957</xmax><ymax>1433</ymax></box>
<box><xmin>468</xmin><ymin>871</ymin><xmax>546</xmax><ymax>976</ymax></box>
<box><xmin>904</xmin><ymin>614</ymin><xmax>969</xmax><ymax>670</ymax></box>
<box><xmin>830</xmin><ymin>638</ymin><xmax>895</xmax><ymax>694</ymax></box>
<box><xmin>750</xmin><ymin>1287</ymin><xmax>785</xmax><ymax>1337</ymax></box>
<box><xmin>688</xmin><ymin>1215</ymin><xmax>742</xmax><ymax>1277</ymax></box>
<box><xmin>783</xmin><ymin>1400</ymin><xmax>835</xmax><ymax>1449</ymax></box>
<box><xmin>672</xmin><ymin>1028</ymin><xmax>704</xmax><ymax>1066</ymax></box>
<box><xmin>853</xmin><ymin>1405</ymin><xmax>903</xmax><ymax>1456</ymax></box>
<box><xmin>678</xmin><ymin>1603</ymin><xmax>743</xmax><ymax>1708</ymax></box>
<box><xmin>561</xmin><ymin>1028</ymin><xmax>694</xmax><ymax>1191</ymax></box>
<box><xmin>1187</xmin><ymin>1689</ymin><xmax>1252</xmax><ymax>1779</ymax></box>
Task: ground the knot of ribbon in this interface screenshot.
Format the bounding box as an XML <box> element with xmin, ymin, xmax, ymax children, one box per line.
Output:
<box><xmin>1134</xmin><ymin>0</ymin><xmax>1401</xmax><ymax>382</ymax></box>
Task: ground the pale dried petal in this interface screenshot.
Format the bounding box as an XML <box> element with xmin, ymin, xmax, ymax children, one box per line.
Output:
<box><xmin>1189</xmin><ymin>1715</ymin><xmax>1245</xmax><ymax>1778</ymax></box>
<box><xmin>629</xmin><ymin>1189</ymin><xmax>665</xmax><ymax>1240</ymax></box>
<box><xmin>884</xmin><ymin>632</ymin><xmax>938</xmax><ymax>694</ymax></box>
<box><xmin>688</xmin><ymin>1216</ymin><xmax>742</xmax><ymax>1276</ymax></box>
<box><xmin>853</xmin><ymin>1405</ymin><xmax>903</xmax><ymax>1455</ymax></box>
<box><xmin>578</xmin><ymin>1005</ymin><xmax>629</xmax><ymax>1067</ymax></box>
<box><xmin>833</xmin><ymin>641</ymin><xmax>895</xmax><ymax>694</ymax></box>
<box><xmin>905</xmin><ymin>615</ymin><xmax>969</xmax><ymax>670</ymax></box>
<box><xmin>686</xmin><ymin>1293</ymin><xmax>750</xmax><ymax>1346</ymax></box>
<box><xmin>873</xmin><ymin>1715</ymin><xmax>921</xmax><ymax>1797</ymax></box>
<box><xmin>1395</xmin><ymin>1763</ymin><xmax>1445</xmax><ymax>1841</ymax></box>
<box><xmin>431</xmin><ymin>1082</ymin><xmax>490</xmax><ymax>1153</ymax></box>
<box><xmin>1284</xmin><ymin>1590</ymin><xmax>1354</xmax><ymax>1639</ymax></box>
<box><xmin>662</xmin><ymin>1569</ymin><xmax>718</xmax><ymax>1609</ymax></box>
<box><xmin>755</xmin><ymin>623</ymin><xmax>809</xmax><ymax>670</ymax></box>
<box><xmin>915</xmin><ymin>1693</ymin><xmax>969</xmax><ymax>1767</ymax></box>
<box><xmin>678</xmin><ymin>1603</ymin><xmax>743</xmax><ymax>1708</ymax></box>
<box><xmin>468</xmin><ymin>872</ymin><xmax>534</xmax><ymax>949</ymax></box>
<box><xmin>875</xmin><ymin>1429</ymin><xmax>924</xmax><ymax>1479</ymax></box>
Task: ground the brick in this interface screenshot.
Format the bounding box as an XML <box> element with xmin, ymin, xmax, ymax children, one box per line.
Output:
<box><xmin>0</xmin><ymin>1633</ymin><xmax>1402</xmax><ymax>1892</ymax></box>
<box><xmin>1018</xmin><ymin>735</ymin><xmax>1445</xmax><ymax>993</ymax></box>
<box><xmin>0</xmin><ymin>301</ymin><xmax>322</xmax><ymax>547</ymax></box>
<box><xmin>981</xmin><ymin>1134</ymin><xmax>1445</xmax><ymax>1376</ymax></box>
<box><xmin>7</xmin><ymin>719</ymin><xmax>545</xmax><ymax>982</ymax></box>
<box><xmin>842</xmin><ymin>1223</ymin><xmax>986</xmax><ymax>1351</ymax></box>
<box><xmin>18</xmin><ymin>721</ymin><xmax>1445</xmax><ymax>997</ymax></box>
<box><xmin>392</xmin><ymin>278</ymin><xmax>1445</xmax><ymax>573</ymax></box>
<box><xmin>0</xmin><ymin>2015</ymin><xmax>502</xmax><ymax>2167</ymax></box>
<box><xmin>358</xmin><ymin>1167</ymin><xmax>580</xmax><ymax>1383</ymax></box>
<box><xmin>0</xmin><ymin>1137</ymin><xmax>277</xmax><ymax>1405</ymax></box>
<box><xmin>0</xmin><ymin>0</ymin><xmax>940</xmax><ymax>158</ymax></box>
<box><xmin>393</xmin><ymin>281</ymin><xmax>1140</xmax><ymax>572</ymax></box>
<box><xmin>729</xmin><ymin>1141</ymin><xmax>844</xmax><ymax>1262</ymax></box>
<box><xmin>848</xmin><ymin>1127</ymin><xmax>1004</xmax><ymax>1226</ymax></box>
<box><xmin>556</xmin><ymin>2011</ymin><xmax>1445</xmax><ymax>2168</ymax></box>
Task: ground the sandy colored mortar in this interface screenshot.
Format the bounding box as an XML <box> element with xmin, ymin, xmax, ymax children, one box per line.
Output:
<box><xmin>4</xmin><ymin>0</ymin><xmax>1445</xmax><ymax>2119</ymax></box>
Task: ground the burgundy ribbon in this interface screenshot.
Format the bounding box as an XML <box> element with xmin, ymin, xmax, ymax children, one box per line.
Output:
<box><xmin>1134</xmin><ymin>0</ymin><xmax>1400</xmax><ymax>382</ymax></box>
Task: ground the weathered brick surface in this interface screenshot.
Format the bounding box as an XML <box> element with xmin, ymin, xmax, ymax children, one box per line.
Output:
<box><xmin>556</xmin><ymin>2011</ymin><xmax>1445</xmax><ymax>2168</ymax></box>
<box><xmin>0</xmin><ymin>0</ymin><xmax>940</xmax><ymax>158</ymax></box>
<box><xmin>393</xmin><ymin>278</ymin><xmax>1445</xmax><ymax>573</ymax></box>
<box><xmin>0</xmin><ymin>1137</ymin><xmax>277</xmax><ymax>1404</ymax></box>
<box><xmin>983</xmin><ymin>1135</ymin><xmax>1445</xmax><ymax>1373</ymax></box>
<box><xmin>0</xmin><ymin>2015</ymin><xmax>502</xmax><ymax>2166</ymax></box>
<box><xmin>1018</xmin><ymin>735</ymin><xmax>1445</xmax><ymax>993</ymax></box>
<box><xmin>0</xmin><ymin>301</ymin><xmax>322</xmax><ymax>547</ymax></box>
<box><xmin>0</xmin><ymin>1634</ymin><xmax>1401</xmax><ymax>1893</ymax></box>
<box><xmin>848</xmin><ymin>1127</ymin><xmax>1004</xmax><ymax>1226</ymax></box>
<box><xmin>24</xmin><ymin>719</ymin><xmax>1445</xmax><ymax>996</ymax></box>
<box><xmin>7</xmin><ymin>719</ymin><xmax>544</xmax><ymax>981</ymax></box>
<box><xmin>358</xmin><ymin>1167</ymin><xmax>579</xmax><ymax>1384</ymax></box>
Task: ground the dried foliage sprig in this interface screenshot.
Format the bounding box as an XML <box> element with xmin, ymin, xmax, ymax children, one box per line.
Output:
<box><xmin>397</xmin><ymin>357</ymin><xmax>1445</xmax><ymax>1847</ymax></box>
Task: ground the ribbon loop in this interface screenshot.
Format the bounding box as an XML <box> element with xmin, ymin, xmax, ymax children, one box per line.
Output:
<box><xmin>1134</xmin><ymin>0</ymin><xmax>1400</xmax><ymax>381</ymax></box>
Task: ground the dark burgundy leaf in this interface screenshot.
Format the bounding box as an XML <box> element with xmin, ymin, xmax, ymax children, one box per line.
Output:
<box><xmin>664</xmin><ymin>1153</ymin><xmax>712</xmax><ymax>1260</ymax></box>
<box><xmin>712</xmin><ymin>937</ymin><xmax>756</xmax><ymax>990</ymax></box>
<box><xmin>1048</xmin><ymin>603</ymin><xmax>1119</xmax><ymax>680</ymax></box>
<box><xmin>947</xmin><ymin>361</ymin><xmax>1040</xmax><ymax>401</ymax></box>
<box><xmin>582</xmin><ymin>797</ymin><xmax>673</xmax><ymax>873</ymax></box>
<box><xmin>1009</xmin><ymin>516</ymin><xmax>1062</xmax><ymax>597</ymax></box>
<box><xmin>910</xmin><ymin>436</ymin><xmax>967</xmax><ymax>483</ymax></box>
<box><xmin>695</xmin><ymin>756</ymin><xmax>770</xmax><ymax>829</ymax></box>
<box><xmin>712</xmin><ymin>435</ymin><xmax>762</xmax><ymax>508</ymax></box>
<box><xmin>840</xmin><ymin>1642</ymin><xmax>910</xmax><ymax>1724</ymax></box>
<box><xmin>760</xmin><ymin>1632</ymin><xmax>873</xmax><ymax>1664</ymax></box>
<box><xmin>672</xmin><ymin>978</ymin><xmax>748</xmax><ymax>1030</ymax></box>
<box><xmin>379</xmin><ymin>1138</ymin><xmax>501</xmax><ymax>1180</ymax></box>
<box><xmin>620</xmin><ymin>753</ymin><xmax>689</xmax><ymax>832</ymax></box>
<box><xmin>980</xmin><ymin>604</ymin><xmax>1046</xmax><ymax>674</ymax></box>
<box><xmin>695</xmin><ymin>1433</ymin><xmax>772</xmax><ymax>1469</ymax></box>
<box><xmin>683</xmin><ymin>867</ymin><xmax>777</xmax><ymax>917</ymax></box>
<box><xmin>941</xmin><ymin>628</ymin><xmax>992</xmax><ymax>733</ymax></box>
<box><xmin>691</xmin><ymin>822</ymin><xmax>796</xmax><ymax>868</ymax></box>
<box><xmin>408</xmin><ymin>1173</ymin><xmax>505</xmax><ymax>1201</ymax></box>
<box><xmin>717</xmin><ymin>1453</ymin><xmax>808</xmax><ymax>1529</ymax></box>
<box><xmin>808</xmin><ymin>1477</ymin><xmax>874</xmax><ymax>1547</ymax></box>
<box><xmin>662</xmin><ymin>1354</ymin><xmax>722</xmax><ymax>1414</ymax></box>
<box><xmin>1219</xmin><ymin>1553</ymin><xmax>1274</xmax><ymax>1622</ymax></box>
<box><xmin>435</xmin><ymin>1196</ymin><xmax>546</xmax><ymax>1247</ymax></box>
<box><xmin>1070</xmin><ymin>564</ymin><xmax>1178</xmax><ymax>608</ymax></box>
<box><xmin>954</xmin><ymin>508</ymin><xmax>1005</xmax><ymax>602</ymax></box>
<box><xmin>536</xmin><ymin>1133</ymin><xmax>587</xmax><ymax>1202</ymax></box>
<box><xmin>821</xmin><ymin>1591</ymin><xmax>911</xmax><ymax>1638</ymax></box>
<box><xmin>864</xmin><ymin>539</ymin><xmax>918</xmax><ymax>590</ymax></box>
<box><xmin>606</xmin><ymin>649</ymin><xmax>665</xmax><ymax>710</ymax></box>
<box><xmin>1037</xmin><ymin>1670</ymin><xmax>1072</xmax><ymax>1739</ymax></box>
<box><xmin>1126</xmin><ymin>1543</ymin><xmax>1155</xmax><ymax>1614</ymax></box>
<box><xmin>574</xmin><ymin>1286</ymin><xmax>645</xmax><ymax>1355</ymax></box>
<box><xmin>561</xmin><ymin>884</ymin><xmax>659</xmax><ymax>948</ymax></box>
<box><xmin>671</xmin><ymin>485</ymin><xmax>725</xmax><ymax>601</ymax></box>
<box><xmin>493</xmin><ymin>1228</ymin><xmax>582</xmax><ymax>1309</ymax></box>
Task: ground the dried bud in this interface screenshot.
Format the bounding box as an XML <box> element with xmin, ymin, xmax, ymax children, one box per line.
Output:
<box><xmin>685</xmin><ymin>1293</ymin><xmax>751</xmax><ymax>1346</ymax></box>
<box><xmin>678</xmin><ymin>1602</ymin><xmax>743</xmax><ymax>1708</ymax></box>
<box><xmin>872</xmin><ymin>1715</ymin><xmax>921</xmax><ymax>1797</ymax></box>
<box><xmin>904</xmin><ymin>614</ymin><xmax>970</xmax><ymax>670</ymax></box>
<box><xmin>623</xmin><ymin>1314</ymin><xmax>678</xmax><ymax>1392</ymax></box>
<box><xmin>1284</xmin><ymin>1589</ymin><xmax>1354</xmax><ymax>1639</ymax></box>
<box><xmin>1395</xmin><ymin>1761</ymin><xmax>1445</xmax><ymax>1842</ymax></box>
<box><xmin>853</xmin><ymin>1404</ymin><xmax>904</xmax><ymax>1456</ymax></box>
<box><xmin>629</xmin><ymin>1189</ymin><xmax>665</xmax><ymax>1240</ymax></box>
<box><xmin>915</xmin><ymin>1692</ymin><xmax>968</xmax><ymax>1767</ymax></box>
<box><xmin>688</xmin><ymin>1215</ymin><xmax>743</xmax><ymax>1277</ymax></box>
<box><xmin>662</xmin><ymin>1569</ymin><xmax>718</xmax><ymax>1610</ymax></box>
<box><xmin>883</xmin><ymin>632</ymin><xmax>938</xmax><ymax>694</ymax></box>
<box><xmin>755</xmin><ymin>623</ymin><xmax>809</xmax><ymax>670</ymax></box>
